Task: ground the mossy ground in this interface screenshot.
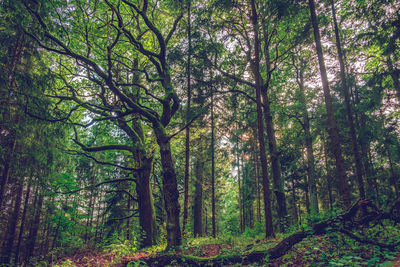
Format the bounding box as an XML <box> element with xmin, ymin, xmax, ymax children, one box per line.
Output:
<box><xmin>54</xmin><ymin>222</ymin><xmax>400</xmax><ymax>266</ymax></box>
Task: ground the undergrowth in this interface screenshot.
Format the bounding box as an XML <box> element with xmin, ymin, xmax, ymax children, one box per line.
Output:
<box><xmin>54</xmin><ymin>214</ymin><xmax>400</xmax><ymax>266</ymax></box>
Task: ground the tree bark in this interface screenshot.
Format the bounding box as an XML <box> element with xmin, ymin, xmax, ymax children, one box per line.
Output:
<box><xmin>262</xmin><ymin>90</ymin><xmax>288</xmax><ymax>229</ymax></box>
<box><xmin>236</xmin><ymin>128</ymin><xmax>244</xmax><ymax>233</ymax></box>
<box><xmin>323</xmin><ymin>136</ymin><xmax>334</xmax><ymax>209</ymax></box>
<box><xmin>25</xmin><ymin>191</ymin><xmax>43</xmax><ymax>263</ymax></box>
<box><xmin>291</xmin><ymin>175</ymin><xmax>298</xmax><ymax>223</ymax></box>
<box><xmin>254</xmin><ymin>139</ymin><xmax>261</xmax><ymax>223</ymax></box>
<box><xmin>308</xmin><ymin>0</ymin><xmax>351</xmax><ymax>207</ymax></box>
<box><xmin>210</xmin><ymin>90</ymin><xmax>216</xmax><ymax>238</ymax></box>
<box><xmin>330</xmin><ymin>0</ymin><xmax>365</xmax><ymax>199</ymax></box>
<box><xmin>136</xmin><ymin>154</ymin><xmax>155</xmax><ymax>247</ymax></box>
<box><xmin>193</xmin><ymin>157</ymin><xmax>204</xmax><ymax>237</ymax></box>
<box><xmin>14</xmin><ymin>180</ymin><xmax>31</xmax><ymax>264</ymax></box>
<box><xmin>182</xmin><ymin>0</ymin><xmax>192</xmax><ymax>236</ymax></box>
<box><xmin>155</xmin><ymin>129</ymin><xmax>181</xmax><ymax>248</ymax></box>
<box><xmin>1</xmin><ymin>181</ymin><xmax>23</xmax><ymax>264</ymax></box>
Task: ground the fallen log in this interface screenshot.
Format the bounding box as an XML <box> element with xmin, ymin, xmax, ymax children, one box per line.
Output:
<box><xmin>125</xmin><ymin>198</ymin><xmax>400</xmax><ymax>266</ymax></box>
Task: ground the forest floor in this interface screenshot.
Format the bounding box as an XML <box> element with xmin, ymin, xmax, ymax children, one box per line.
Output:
<box><xmin>393</xmin><ymin>252</ymin><xmax>400</xmax><ymax>267</ymax></box>
<box><xmin>55</xmin><ymin>231</ymin><xmax>400</xmax><ymax>266</ymax></box>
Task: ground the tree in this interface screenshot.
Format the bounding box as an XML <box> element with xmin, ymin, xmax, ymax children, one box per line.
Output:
<box><xmin>182</xmin><ymin>0</ymin><xmax>192</xmax><ymax>237</ymax></box>
<box><xmin>22</xmin><ymin>0</ymin><xmax>184</xmax><ymax>248</ymax></box>
<box><xmin>329</xmin><ymin>0</ymin><xmax>365</xmax><ymax>199</ymax></box>
<box><xmin>308</xmin><ymin>0</ymin><xmax>351</xmax><ymax>207</ymax></box>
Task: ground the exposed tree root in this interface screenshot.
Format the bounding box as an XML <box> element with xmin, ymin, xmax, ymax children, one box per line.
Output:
<box><xmin>124</xmin><ymin>198</ymin><xmax>400</xmax><ymax>266</ymax></box>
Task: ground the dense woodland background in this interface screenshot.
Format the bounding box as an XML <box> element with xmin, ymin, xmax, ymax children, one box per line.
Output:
<box><xmin>0</xmin><ymin>0</ymin><xmax>400</xmax><ymax>265</ymax></box>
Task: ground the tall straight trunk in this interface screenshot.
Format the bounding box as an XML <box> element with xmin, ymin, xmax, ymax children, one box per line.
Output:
<box><xmin>193</xmin><ymin>157</ymin><xmax>204</xmax><ymax>237</ymax></box>
<box><xmin>308</xmin><ymin>0</ymin><xmax>351</xmax><ymax>207</ymax></box>
<box><xmin>236</xmin><ymin>131</ymin><xmax>244</xmax><ymax>233</ymax></box>
<box><xmin>330</xmin><ymin>0</ymin><xmax>365</xmax><ymax>199</ymax></box>
<box><xmin>0</xmin><ymin>33</ymin><xmax>24</xmax><ymax>209</ymax></box>
<box><xmin>261</xmin><ymin>91</ymin><xmax>288</xmax><ymax>229</ymax></box>
<box><xmin>241</xmin><ymin>154</ymin><xmax>246</xmax><ymax>229</ymax></box>
<box><xmin>250</xmin><ymin>0</ymin><xmax>274</xmax><ymax>238</ymax></box>
<box><xmin>296</xmin><ymin>63</ymin><xmax>319</xmax><ymax>213</ymax></box>
<box><xmin>14</xmin><ymin>181</ymin><xmax>31</xmax><ymax>265</ymax></box>
<box><xmin>136</xmin><ymin>155</ymin><xmax>155</xmax><ymax>247</ymax></box>
<box><xmin>252</xmin><ymin>0</ymin><xmax>288</xmax><ymax>231</ymax></box>
<box><xmin>41</xmin><ymin>198</ymin><xmax>53</xmax><ymax>259</ymax></box>
<box><xmin>155</xmin><ymin>131</ymin><xmax>181</xmax><ymax>248</ymax></box>
<box><xmin>182</xmin><ymin>0</ymin><xmax>192</xmax><ymax>236</ymax></box>
<box><xmin>291</xmin><ymin>175</ymin><xmax>298</xmax><ymax>224</ymax></box>
<box><xmin>51</xmin><ymin>216</ymin><xmax>62</xmax><ymax>251</ymax></box>
<box><xmin>303</xmin><ymin>167</ymin><xmax>311</xmax><ymax>214</ymax></box>
<box><xmin>254</xmin><ymin>143</ymin><xmax>261</xmax><ymax>223</ymax></box>
<box><xmin>210</xmin><ymin>90</ymin><xmax>216</xmax><ymax>238</ymax></box>
<box><xmin>1</xmin><ymin>181</ymin><xmax>23</xmax><ymax>265</ymax></box>
<box><xmin>204</xmin><ymin>206</ymin><xmax>208</xmax><ymax>235</ymax></box>
<box><xmin>25</xmin><ymin>191</ymin><xmax>43</xmax><ymax>263</ymax></box>
<box><xmin>323</xmin><ymin>136</ymin><xmax>334</xmax><ymax>209</ymax></box>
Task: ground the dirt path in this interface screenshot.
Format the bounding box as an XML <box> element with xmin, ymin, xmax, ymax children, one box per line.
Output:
<box><xmin>393</xmin><ymin>252</ymin><xmax>400</xmax><ymax>267</ymax></box>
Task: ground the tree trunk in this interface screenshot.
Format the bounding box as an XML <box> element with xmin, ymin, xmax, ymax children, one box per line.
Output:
<box><xmin>210</xmin><ymin>90</ymin><xmax>216</xmax><ymax>238</ymax></box>
<box><xmin>296</xmin><ymin>63</ymin><xmax>319</xmax><ymax>213</ymax></box>
<box><xmin>193</xmin><ymin>157</ymin><xmax>204</xmax><ymax>237</ymax></box>
<box><xmin>252</xmin><ymin>0</ymin><xmax>288</xmax><ymax>231</ymax></box>
<box><xmin>330</xmin><ymin>0</ymin><xmax>365</xmax><ymax>199</ymax></box>
<box><xmin>236</xmin><ymin>131</ymin><xmax>244</xmax><ymax>233</ymax></box>
<box><xmin>136</xmin><ymin>155</ymin><xmax>155</xmax><ymax>247</ymax></box>
<box><xmin>25</xmin><ymin>191</ymin><xmax>43</xmax><ymax>263</ymax></box>
<box><xmin>117</xmin><ymin>115</ymin><xmax>155</xmax><ymax>247</ymax></box>
<box><xmin>14</xmin><ymin>181</ymin><xmax>31</xmax><ymax>264</ymax></box>
<box><xmin>241</xmin><ymin>154</ymin><xmax>246</xmax><ymax>230</ymax></box>
<box><xmin>308</xmin><ymin>0</ymin><xmax>351</xmax><ymax>207</ymax></box>
<box><xmin>323</xmin><ymin>137</ymin><xmax>334</xmax><ymax>209</ymax></box>
<box><xmin>182</xmin><ymin>0</ymin><xmax>192</xmax><ymax>236</ymax></box>
<box><xmin>0</xmin><ymin>33</ymin><xmax>24</xmax><ymax>210</ymax></box>
<box><xmin>254</xmin><ymin>143</ymin><xmax>261</xmax><ymax>223</ymax></box>
<box><xmin>155</xmin><ymin>131</ymin><xmax>181</xmax><ymax>248</ymax></box>
<box><xmin>261</xmin><ymin>90</ymin><xmax>288</xmax><ymax>230</ymax></box>
<box><xmin>1</xmin><ymin>181</ymin><xmax>23</xmax><ymax>264</ymax></box>
<box><xmin>291</xmin><ymin>175</ymin><xmax>298</xmax><ymax>224</ymax></box>
<box><xmin>304</xmin><ymin>171</ymin><xmax>311</xmax><ymax>215</ymax></box>
<box><xmin>250</xmin><ymin>0</ymin><xmax>274</xmax><ymax>238</ymax></box>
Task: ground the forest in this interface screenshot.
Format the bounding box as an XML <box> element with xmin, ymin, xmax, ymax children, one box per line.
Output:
<box><xmin>1</xmin><ymin>0</ymin><xmax>400</xmax><ymax>266</ymax></box>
